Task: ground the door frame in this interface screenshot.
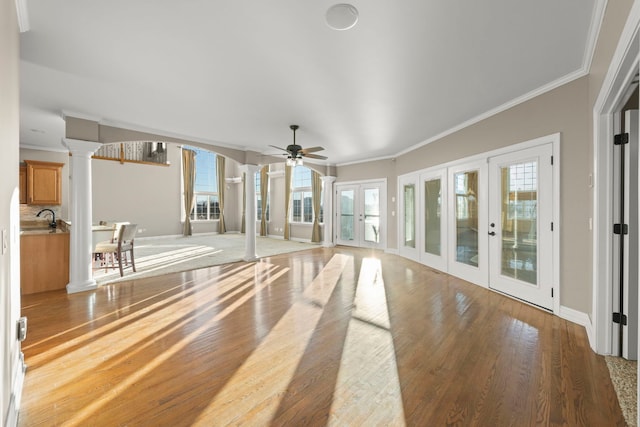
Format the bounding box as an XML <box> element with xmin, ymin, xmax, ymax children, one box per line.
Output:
<box><xmin>335</xmin><ymin>179</ymin><xmax>387</xmax><ymax>249</ymax></box>
<box><xmin>592</xmin><ymin>1</ymin><xmax>640</xmax><ymax>355</ymax></box>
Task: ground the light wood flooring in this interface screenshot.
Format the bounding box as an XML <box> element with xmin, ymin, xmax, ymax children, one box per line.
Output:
<box><xmin>19</xmin><ymin>247</ymin><xmax>625</xmax><ymax>426</ymax></box>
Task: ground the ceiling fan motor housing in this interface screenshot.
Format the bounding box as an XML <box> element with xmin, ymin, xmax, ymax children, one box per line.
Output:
<box><xmin>287</xmin><ymin>144</ymin><xmax>302</xmax><ymax>155</ymax></box>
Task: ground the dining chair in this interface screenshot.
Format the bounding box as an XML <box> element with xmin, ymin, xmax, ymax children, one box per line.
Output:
<box><xmin>94</xmin><ymin>223</ymin><xmax>138</xmax><ymax>277</ymax></box>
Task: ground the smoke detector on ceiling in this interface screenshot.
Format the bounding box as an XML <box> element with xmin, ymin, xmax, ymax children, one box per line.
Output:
<box><xmin>326</xmin><ymin>4</ymin><xmax>359</xmax><ymax>31</ymax></box>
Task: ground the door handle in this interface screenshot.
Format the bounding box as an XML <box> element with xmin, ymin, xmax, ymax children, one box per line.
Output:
<box><xmin>488</xmin><ymin>231</ymin><xmax>496</xmax><ymax>236</ymax></box>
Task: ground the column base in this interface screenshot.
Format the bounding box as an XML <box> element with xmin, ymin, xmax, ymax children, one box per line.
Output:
<box><xmin>66</xmin><ymin>279</ymin><xmax>98</xmax><ymax>294</ymax></box>
<box><xmin>243</xmin><ymin>255</ymin><xmax>258</xmax><ymax>262</ymax></box>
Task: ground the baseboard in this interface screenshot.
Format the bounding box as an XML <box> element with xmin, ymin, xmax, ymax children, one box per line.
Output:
<box><xmin>138</xmin><ymin>231</ymin><xmax>243</xmax><ymax>241</ymax></box>
<box><xmin>384</xmin><ymin>248</ymin><xmax>399</xmax><ymax>255</ymax></box>
<box><xmin>559</xmin><ymin>305</ymin><xmax>595</xmax><ymax>349</ymax></box>
<box><xmin>5</xmin><ymin>353</ymin><xmax>26</xmax><ymax>427</ymax></box>
<box><xmin>290</xmin><ymin>237</ymin><xmax>313</xmax><ymax>243</ymax></box>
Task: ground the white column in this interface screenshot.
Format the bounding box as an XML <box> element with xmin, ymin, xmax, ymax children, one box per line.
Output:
<box><xmin>322</xmin><ymin>176</ymin><xmax>336</xmax><ymax>248</ymax></box>
<box><xmin>241</xmin><ymin>164</ymin><xmax>260</xmax><ymax>261</ymax></box>
<box><xmin>63</xmin><ymin>138</ymin><xmax>102</xmax><ymax>294</ymax></box>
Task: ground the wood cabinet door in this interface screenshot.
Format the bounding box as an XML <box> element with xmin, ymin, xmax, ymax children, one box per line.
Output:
<box><xmin>25</xmin><ymin>160</ymin><xmax>63</xmax><ymax>205</ymax></box>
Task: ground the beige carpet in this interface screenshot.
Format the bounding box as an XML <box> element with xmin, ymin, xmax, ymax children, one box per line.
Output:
<box><xmin>606</xmin><ymin>355</ymin><xmax>638</xmax><ymax>427</ymax></box>
<box><xmin>94</xmin><ymin>233</ymin><xmax>318</xmax><ymax>285</ymax></box>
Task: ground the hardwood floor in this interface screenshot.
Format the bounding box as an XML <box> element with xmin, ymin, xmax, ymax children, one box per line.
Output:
<box><xmin>18</xmin><ymin>247</ymin><xmax>625</xmax><ymax>426</ymax></box>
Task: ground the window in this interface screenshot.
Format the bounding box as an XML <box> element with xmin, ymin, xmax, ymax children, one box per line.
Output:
<box><xmin>187</xmin><ymin>147</ymin><xmax>219</xmax><ymax>221</ymax></box>
<box><xmin>256</xmin><ymin>169</ymin><xmax>269</xmax><ymax>221</ymax></box>
<box><xmin>291</xmin><ymin>166</ymin><xmax>321</xmax><ymax>224</ymax></box>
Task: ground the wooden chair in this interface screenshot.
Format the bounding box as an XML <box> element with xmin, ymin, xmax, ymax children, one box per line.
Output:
<box><xmin>94</xmin><ymin>223</ymin><xmax>138</xmax><ymax>277</ymax></box>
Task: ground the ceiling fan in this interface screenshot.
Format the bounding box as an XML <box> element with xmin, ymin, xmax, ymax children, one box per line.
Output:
<box><xmin>269</xmin><ymin>125</ymin><xmax>327</xmax><ymax>166</ymax></box>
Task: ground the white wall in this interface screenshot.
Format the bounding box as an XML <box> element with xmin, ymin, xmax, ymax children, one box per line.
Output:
<box><xmin>92</xmin><ymin>143</ymin><xmax>243</xmax><ymax>237</ymax></box>
<box><xmin>1</xmin><ymin>0</ymin><xmax>24</xmax><ymax>425</ymax></box>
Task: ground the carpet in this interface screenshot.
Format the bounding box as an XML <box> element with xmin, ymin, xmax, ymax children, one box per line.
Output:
<box><xmin>606</xmin><ymin>355</ymin><xmax>637</xmax><ymax>427</ymax></box>
<box><xmin>94</xmin><ymin>233</ymin><xmax>319</xmax><ymax>285</ymax></box>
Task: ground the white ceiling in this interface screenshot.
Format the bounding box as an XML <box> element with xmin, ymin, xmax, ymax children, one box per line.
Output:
<box><xmin>19</xmin><ymin>0</ymin><xmax>600</xmax><ymax>165</ymax></box>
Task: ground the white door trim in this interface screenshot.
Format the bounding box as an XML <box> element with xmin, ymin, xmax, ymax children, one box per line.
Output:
<box><xmin>592</xmin><ymin>1</ymin><xmax>640</xmax><ymax>355</ymax></box>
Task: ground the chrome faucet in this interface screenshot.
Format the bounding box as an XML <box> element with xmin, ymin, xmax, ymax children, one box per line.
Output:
<box><xmin>36</xmin><ymin>208</ymin><xmax>57</xmax><ymax>228</ymax></box>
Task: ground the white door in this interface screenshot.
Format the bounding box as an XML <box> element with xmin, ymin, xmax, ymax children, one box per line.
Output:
<box><xmin>488</xmin><ymin>144</ymin><xmax>554</xmax><ymax>310</ymax></box>
<box><xmin>420</xmin><ymin>168</ymin><xmax>448</xmax><ymax>271</ymax></box>
<box><xmin>336</xmin><ymin>182</ymin><xmax>385</xmax><ymax>248</ymax></box>
<box><xmin>612</xmin><ymin>110</ymin><xmax>638</xmax><ymax>360</ymax></box>
<box><xmin>448</xmin><ymin>160</ymin><xmax>488</xmax><ymax>286</ymax></box>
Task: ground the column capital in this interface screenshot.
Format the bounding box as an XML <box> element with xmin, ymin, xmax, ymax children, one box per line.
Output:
<box><xmin>321</xmin><ymin>175</ymin><xmax>336</xmax><ymax>184</ymax></box>
<box><xmin>240</xmin><ymin>164</ymin><xmax>261</xmax><ymax>175</ymax></box>
<box><xmin>63</xmin><ymin>138</ymin><xmax>102</xmax><ymax>156</ymax></box>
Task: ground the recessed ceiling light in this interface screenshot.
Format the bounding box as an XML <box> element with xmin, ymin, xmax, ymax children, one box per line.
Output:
<box><xmin>326</xmin><ymin>4</ymin><xmax>359</xmax><ymax>31</ymax></box>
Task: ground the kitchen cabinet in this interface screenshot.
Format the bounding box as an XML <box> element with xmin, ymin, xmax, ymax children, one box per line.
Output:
<box><xmin>23</xmin><ymin>160</ymin><xmax>64</xmax><ymax>205</ymax></box>
<box><xmin>20</xmin><ymin>230</ymin><xmax>70</xmax><ymax>294</ymax></box>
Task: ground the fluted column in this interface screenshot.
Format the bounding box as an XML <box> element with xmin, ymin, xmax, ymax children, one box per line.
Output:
<box><xmin>63</xmin><ymin>138</ymin><xmax>102</xmax><ymax>294</ymax></box>
<box><xmin>241</xmin><ymin>164</ymin><xmax>260</xmax><ymax>261</ymax></box>
<box><xmin>322</xmin><ymin>176</ymin><xmax>336</xmax><ymax>247</ymax></box>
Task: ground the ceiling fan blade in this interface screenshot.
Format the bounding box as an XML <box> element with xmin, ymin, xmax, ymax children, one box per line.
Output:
<box><xmin>299</xmin><ymin>146</ymin><xmax>324</xmax><ymax>154</ymax></box>
<box><xmin>302</xmin><ymin>153</ymin><xmax>328</xmax><ymax>160</ymax></box>
<box><xmin>269</xmin><ymin>144</ymin><xmax>290</xmax><ymax>153</ymax></box>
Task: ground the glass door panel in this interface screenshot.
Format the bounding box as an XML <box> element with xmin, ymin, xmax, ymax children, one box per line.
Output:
<box><xmin>339</xmin><ymin>189</ymin><xmax>355</xmax><ymax>242</ymax></box>
<box><xmin>500</xmin><ymin>162</ymin><xmax>537</xmax><ymax>285</ymax></box>
<box><xmin>454</xmin><ymin>171</ymin><xmax>479</xmax><ymax>266</ymax></box>
<box><xmin>404</xmin><ymin>184</ymin><xmax>416</xmax><ymax>248</ymax></box>
<box><xmin>363</xmin><ymin>188</ymin><xmax>380</xmax><ymax>243</ymax></box>
<box><xmin>424</xmin><ymin>178</ymin><xmax>441</xmax><ymax>255</ymax></box>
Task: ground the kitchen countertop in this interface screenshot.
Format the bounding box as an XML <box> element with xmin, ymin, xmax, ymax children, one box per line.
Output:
<box><xmin>20</xmin><ymin>228</ymin><xmax>69</xmax><ymax>236</ymax></box>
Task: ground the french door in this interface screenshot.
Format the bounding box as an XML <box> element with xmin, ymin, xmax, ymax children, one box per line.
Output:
<box><xmin>488</xmin><ymin>144</ymin><xmax>554</xmax><ymax>310</ymax></box>
<box><xmin>398</xmin><ymin>138</ymin><xmax>557</xmax><ymax>311</ymax></box>
<box><xmin>336</xmin><ymin>181</ymin><xmax>386</xmax><ymax>249</ymax></box>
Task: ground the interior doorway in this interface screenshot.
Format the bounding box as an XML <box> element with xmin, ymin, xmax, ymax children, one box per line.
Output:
<box><xmin>612</xmin><ymin>100</ymin><xmax>639</xmax><ymax>360</ymax></box>
<box><xmin>592</xmin><ymin>16</ymin><xmax>640</xmax><ymax>356</ymax></box>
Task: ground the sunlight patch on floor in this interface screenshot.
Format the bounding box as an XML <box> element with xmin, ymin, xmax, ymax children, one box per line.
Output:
<box><xmin>57</xmin><ymin>261</ymin><xmax>290</xmax><ymax>427</ymax></box>
<box><xmin>93</xmin><ymin>245</ymin><xmax>222</xmax><ymax>280</ymax></box>
<box><xmin>329</xmin><ymin>257</ymin><xmax>406</xmax><ymax>426</ymax></box>
<box><xmin>193</xmin><ymin>253</ymin><xmax>352</xmax><ymax>426</ymax></box>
